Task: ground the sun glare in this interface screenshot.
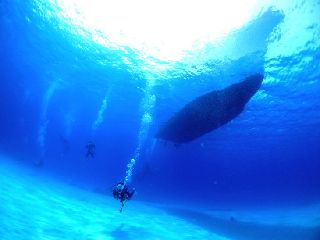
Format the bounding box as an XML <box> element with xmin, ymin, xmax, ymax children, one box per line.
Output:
<box><xmin>50</xmin><ymin>0</ymin><xmax>266</xmax><ymax>62</ymax></box>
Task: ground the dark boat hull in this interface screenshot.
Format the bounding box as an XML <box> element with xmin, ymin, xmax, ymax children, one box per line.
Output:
<box><xmin>156</xmin><ymin>74</ymin><xmax>264</xmax><ymax>143</ymax></box>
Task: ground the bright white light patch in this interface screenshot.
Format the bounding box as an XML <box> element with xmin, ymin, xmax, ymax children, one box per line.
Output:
<box><xmin>51</xmin><ymin>0</ymin><xmax>265</xmax><ymax>62</ymax></box>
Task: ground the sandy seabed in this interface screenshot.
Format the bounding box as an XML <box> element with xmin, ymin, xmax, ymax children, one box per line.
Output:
<box><xmin>0</xmin><ymin>155</ymin><xmax>319</xmax><ymax>240</ymax></box>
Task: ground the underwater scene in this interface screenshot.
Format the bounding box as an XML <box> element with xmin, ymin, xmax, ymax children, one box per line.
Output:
<box><xmin>1</xmin><ymin>0</ymin><xmax>320</xmax><ymax>239</ymax></box>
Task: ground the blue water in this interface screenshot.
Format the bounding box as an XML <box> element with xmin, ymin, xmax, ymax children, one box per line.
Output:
<box><xmin>1</xmin><ymin>0</ymin><xmax>320</xmax><ymax>239</ymax></box>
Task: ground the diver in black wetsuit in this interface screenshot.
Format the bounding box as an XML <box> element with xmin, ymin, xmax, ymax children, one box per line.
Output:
<box><xmin>112</xmin><ymin>182</ymin><xmax>135</xmax><ymax>212</ymax></box>
<box><xmin>86</xmin><ymin>141</ymin><xmax>96</xmax><ymax>159</ymax></box>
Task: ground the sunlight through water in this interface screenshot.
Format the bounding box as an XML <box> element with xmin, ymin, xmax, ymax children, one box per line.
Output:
<box><xmin>35</xmin><ymin>0</ymin><xmax>270</xmax><ymax>76</ymax></box>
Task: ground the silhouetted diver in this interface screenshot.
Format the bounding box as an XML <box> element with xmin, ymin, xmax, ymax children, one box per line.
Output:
<box><xmin>33</xmin><ymin>158</ymin><xmax>44</xmax><ymax>168</ymax></box>
<box><xmin>86</xmin><ymin>141</ymin><xmax>96</xmax><ymax>159</ymax></box>
<box><xmin>60</xmin><ymin>135</ymin><xmax>70</xmax><ymax>155</ymax></box>
<box><xmin>156</xmin><ymin>74</ymin><xmax>264</xmax><ymax>143</ymax></box>
<box><xmin>112</xmin><ymin>182</ymin><xmax>135</xmax><ymax>212</ymax></box>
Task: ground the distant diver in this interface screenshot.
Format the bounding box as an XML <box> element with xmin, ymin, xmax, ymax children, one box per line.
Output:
<box><xmin>86</xmin><ymin>141</ymin><xmax>96</xmax><ymax>159</ymax></box>
<box><xmin>33</xmin><ymin>158</ymin><xmax>44</xmax><ymax>168</ymax></box>
<box><xmin>156</xmin><ymin>73</ymin><xmax>264</xmax><ymax>143</ymax></box>
<box><xmin>112</xmin><ymin>182</ymin><xmax>135</xmax><ymax>212</ymax></box>
<box><xmin>60</xmin><ymin>135</ymin><xmax>70</xmax><ymax>158</ymax></box>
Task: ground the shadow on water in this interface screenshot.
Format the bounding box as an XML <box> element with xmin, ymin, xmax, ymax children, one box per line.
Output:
<box><xmin>109</xmin><ymin>224</ymin><xmax>153</xmax><ymax>240</ymax></box>
<box><xmin>164</xmin><ymin>207</ymin><xmax>320</xmax><ymax>240</ymax></box>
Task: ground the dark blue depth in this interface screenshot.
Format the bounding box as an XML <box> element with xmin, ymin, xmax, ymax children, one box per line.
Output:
<box><xmin>1</xmin><ymin>0</ymin><xmax>320</xmax><ymax>211</ymax></box>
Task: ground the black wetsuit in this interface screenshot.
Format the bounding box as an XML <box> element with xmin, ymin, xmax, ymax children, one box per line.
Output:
<box><xmin>112</xmin><ymin>182</ymin><xmax>135</xmax><ymax>212</ymax></box>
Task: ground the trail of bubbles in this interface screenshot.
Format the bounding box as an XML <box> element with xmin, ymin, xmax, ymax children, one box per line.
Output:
<box><xmin>64</xmin><ymin>111</ymin><xmax>75</xmax><ymax>138</ymax></box>
<box><xmin>124</xmin><ymin>81</ymin><xmax>156</xmax><ymax>184</ymax></box>
<box><xmin>37</xmin><ymin>80</ymin><xmax>59</xmax><ymax>156</ymax></box>
<box><xmin>91</xmin><ymin>87</ymin><xmax>112</xmax><ymax>135</ymax></box>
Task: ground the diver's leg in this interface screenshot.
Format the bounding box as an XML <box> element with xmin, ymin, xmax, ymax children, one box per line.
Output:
<box><xmin>119</xmin><ymin>201</ymin><xmax>125</xmax><ymax>212</ymax></box>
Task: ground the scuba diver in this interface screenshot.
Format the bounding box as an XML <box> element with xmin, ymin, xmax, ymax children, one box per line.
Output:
<box><xmin>112</xmin><ymin>182</ymin><xmax>135</xmax><ymax>212</ymax></box>
<box><xmin>33</xmin><ymin>158</ymin><xmax>44</xmax><ymax>168</ymax></box>
<box><xmin>86</xmin><ymin>141</ymin><xmax>96</xmax><ymax>159</ymax></box>
<box><xmin>59</xmin><ymin>135</ymin><xmax>70</xmax><ymax>159</ymax></box>
<box><xmin>61</xmin><ymin>135</ymin><xmax>70</xmax><ymax>154</ymax></box>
